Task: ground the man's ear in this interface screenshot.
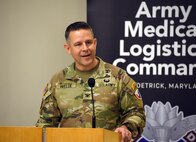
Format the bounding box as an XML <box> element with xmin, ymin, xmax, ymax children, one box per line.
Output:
<box><xmin>64</xmin><ymin>42</ymin><xmax>71</xmax><ymax>54</ymax></box>
<box><xmin>94</xmin><ymin>38</ymin><xmax>97</xmax><ymax>46</ymax></box>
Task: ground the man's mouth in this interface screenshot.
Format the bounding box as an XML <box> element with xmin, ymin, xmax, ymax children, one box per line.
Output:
<box><xmin>81</xmin><ymin>54</ymin><xmax>90</xmax><ymax>57</ymax></box>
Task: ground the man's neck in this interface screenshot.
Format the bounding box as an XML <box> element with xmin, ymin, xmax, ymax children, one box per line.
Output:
<box><xmin>76</xmin><ymin>58</ymin><xmax>99</xmax><ymax>71</ymax></box>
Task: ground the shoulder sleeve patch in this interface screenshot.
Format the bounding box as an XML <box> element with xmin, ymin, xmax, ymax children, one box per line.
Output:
<box><xmin>135</xmin><ymin>89</ymin><xmax>142</xmax><ymax>100</ymax></box>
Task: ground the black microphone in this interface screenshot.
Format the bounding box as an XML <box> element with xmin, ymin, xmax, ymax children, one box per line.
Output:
<box><xmin>88</xmin><ymin>78</ymin><xmax>96</xmax><ymax>128</ymax></box>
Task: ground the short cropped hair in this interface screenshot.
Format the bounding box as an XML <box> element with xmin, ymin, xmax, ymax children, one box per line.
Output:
<box><xmin>65</xmin><ymin>21</ymin><xmax>94</xmax><ymax>41</ymax></box>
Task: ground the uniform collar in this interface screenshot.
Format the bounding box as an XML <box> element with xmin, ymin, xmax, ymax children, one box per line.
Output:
<box><xmin>64</xmin><ymin>56</ymin><xmax>106</xmax><ymax>80</ymax></box>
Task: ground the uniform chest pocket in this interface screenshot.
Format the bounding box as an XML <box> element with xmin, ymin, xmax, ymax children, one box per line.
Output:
<box><xmin>94</xmin><ymin>85</ymin><xmax>118</xmax><ymax>105</ymax></box>
<box><xmin>54</xmin><ymin>82</ymin><xmax>83</xmax><ymax>109</ymax></box>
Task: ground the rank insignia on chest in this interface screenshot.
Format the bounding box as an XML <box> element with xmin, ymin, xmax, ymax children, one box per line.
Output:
<box><xmin>83</xmin><ymin>92</ymin><xmax>92</xmax><ymax>101</ymax></box>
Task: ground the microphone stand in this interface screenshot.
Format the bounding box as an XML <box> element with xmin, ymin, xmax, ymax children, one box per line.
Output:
<box><xmin>88</xmin><ymin>78</ymin><xmax>96</xmax><ymax>128</ymax></box>
<box><xmin>90</xmin><ymin>86</ymin><xmax>96</xmax><ymax>128</ymax></box>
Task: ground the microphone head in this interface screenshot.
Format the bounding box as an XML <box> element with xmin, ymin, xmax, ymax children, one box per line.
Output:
<box><xmin>88</xmin><ymin>78</ymin><xmax>95</xmax><ymax>88</ymax></box>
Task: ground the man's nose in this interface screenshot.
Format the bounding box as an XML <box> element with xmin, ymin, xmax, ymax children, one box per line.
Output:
<box><xmin>82</xmin><ymin>43</ymin><xmax>88</xmax><ymax>50</ymax></box>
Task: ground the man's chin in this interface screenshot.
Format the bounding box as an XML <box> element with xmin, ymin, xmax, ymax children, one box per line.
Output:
<box><xmin>81</xmin><ymin>56</ymin><xmax>93</xmax><ymax>62</ymax></box>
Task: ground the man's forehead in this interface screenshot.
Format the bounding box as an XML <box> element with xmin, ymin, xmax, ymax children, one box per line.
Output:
<box><xmin>69</xmin><ymin>30</ymin><xmax>94</xmax><ymax>41</ymax></box>
<box><xmin>69</xmin><ymin>29</ymin><xmax>93</xmax><ymax>36</ymax></box>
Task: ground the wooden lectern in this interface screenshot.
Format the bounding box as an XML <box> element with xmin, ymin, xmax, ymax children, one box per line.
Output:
<box><xmin>0</xmin><ymin>127</ymin><xmax>132</xmax><ymax>142</ymax></box>
<box><xmin>45</xmin><ymin>128</ymin><xmax>121</xmax><ymax>142</ymax></box>
<box><xmin>0</xmin><ymin>126</ymin><xmax>42</xmax><ymax>142</ymax></box>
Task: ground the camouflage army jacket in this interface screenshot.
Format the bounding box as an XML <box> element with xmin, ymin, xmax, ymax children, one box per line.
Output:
<box><xmin>36</xmin><ymin>57</ymin><xmax>146</xmax><ymax>138</ymax></box>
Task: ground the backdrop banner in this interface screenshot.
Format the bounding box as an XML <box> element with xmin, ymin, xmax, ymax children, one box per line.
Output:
<box><xmin>87</xmin><ymin>0</ymin><xmax>196</xmax><ymax>141</ymax></box>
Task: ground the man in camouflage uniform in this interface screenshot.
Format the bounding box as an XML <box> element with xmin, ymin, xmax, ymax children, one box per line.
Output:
<box><xmin>36</xmin><ymin>21</ymin><xmax>146</xmax><ymax>142</ymax></box>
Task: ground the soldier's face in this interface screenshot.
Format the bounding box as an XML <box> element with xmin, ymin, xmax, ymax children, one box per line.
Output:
<box><xmin>64</xmin><ymin>29</ymin><xmax>97</xmax><ymax>71</ymax></box>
